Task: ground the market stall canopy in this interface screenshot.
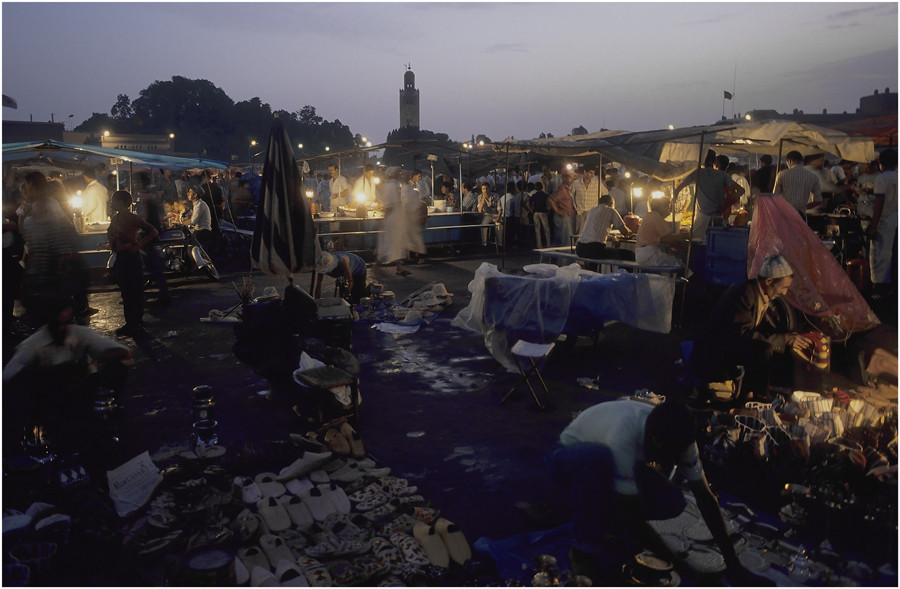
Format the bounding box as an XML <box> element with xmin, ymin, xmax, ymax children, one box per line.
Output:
<box><xmin>658</xmin><ymin>120</ymin><xmax>876</xmax><ymax>164</ymax></box>
<box><xmin>2</xmin><ymin>139</ymin><xmax>229</xmax><ymax>172</ymax></box>
<box><xmin>497</xmin><ymin>120</ymin><xmax>876</xmax><ymax>182</ymax></box>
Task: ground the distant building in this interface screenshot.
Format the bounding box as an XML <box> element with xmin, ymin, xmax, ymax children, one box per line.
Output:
<box><xmin>100</xmin><ymin>132</ymin><xmax>174</xmax><ymax>154</ymax></box>
<box><xmin>399</xmin><ymin>65</ymin><xmax>420</xmax><ymax>130</ymax></box>
<box><xmin>741</xmin><ymin>88</ymin><xmax>897</xmax><ymax>147</ymax></box>
<box><xmin>2</xmin><ymin>120</ymin><xmax>65</xmax><ymax>143</ymax></box>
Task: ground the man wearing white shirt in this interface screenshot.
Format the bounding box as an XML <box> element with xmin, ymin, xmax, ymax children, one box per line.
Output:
<box><xmin>328</xmin><ymin>164</ymin><xmax>351</xmax><ymax>209</ymax></box>
<box><xmin>80</xmin><ymin>166</ymin><xmax>109</xmax><ymax>225</ymax></box>
<box><xmin>412</xmin><ymin>170</ymin><xmax>431</xmax><ymax>206</ymax></box>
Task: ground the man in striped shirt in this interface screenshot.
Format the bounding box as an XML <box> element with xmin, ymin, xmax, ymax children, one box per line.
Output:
<box><xmin>773</xmin><ymin>151</ymin><xmax>822</xmax><ymax>213</ymax></box>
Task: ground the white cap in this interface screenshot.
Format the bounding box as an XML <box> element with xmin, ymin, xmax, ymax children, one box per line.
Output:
<box><xmin>758</xmin><ymin>255</ymin><xmax>793</xmax><ymax>278</ymax></box>
<box><xmin>316</xmin><ymin>251</ymin><xmax>337</xmax><ymax>273</ymax></box>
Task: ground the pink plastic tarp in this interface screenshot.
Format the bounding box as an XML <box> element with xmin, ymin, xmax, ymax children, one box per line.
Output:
<box><xmin>748</xmin><ymin>195</ymin><xmax>880</xmax><ymax>336</ymax></box>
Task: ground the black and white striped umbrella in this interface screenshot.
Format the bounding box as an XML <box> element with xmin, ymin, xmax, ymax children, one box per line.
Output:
<box><xmin>250</xmin><ymin>118</ymin><xmax>318</xmax><ymax>284</ymax></box>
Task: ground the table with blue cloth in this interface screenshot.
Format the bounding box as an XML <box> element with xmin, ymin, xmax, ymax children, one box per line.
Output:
<box><xmin>451</xmin><ymin>263</ymin><xmax>678</xmax><ymax>372</ymax></box>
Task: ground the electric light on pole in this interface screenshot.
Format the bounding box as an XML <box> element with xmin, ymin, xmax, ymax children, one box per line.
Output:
<box><xmin>249</xmin><ymin>140</ymin><xmax>257</xmax><ymax>174</ymax></box>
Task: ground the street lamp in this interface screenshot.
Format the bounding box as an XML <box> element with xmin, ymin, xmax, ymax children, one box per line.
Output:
<box><xmin>668</xmin><ymin>124</ymin><xmax>675</xmax><ymax>130</ymax></box>
<box><xmin>249</xmin><ymin>140</ymin><xmax>257</xmax><ymax>174</ymax></box>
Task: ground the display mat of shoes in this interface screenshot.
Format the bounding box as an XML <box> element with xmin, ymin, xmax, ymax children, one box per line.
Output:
<box><xmin>108</xmin><ymin>447</ymin><xmax>479</xmax><ymax>586</ymax></box>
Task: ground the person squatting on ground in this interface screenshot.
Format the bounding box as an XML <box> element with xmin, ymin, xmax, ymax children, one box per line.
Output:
<box><xmin>315</xmin><ymin>250</ymin><xmax>368</xmax><ymax>304</ymax></box>
<box><xmin>3</xmin><ymin>295</ymin><xmax>131</xmax><ymax>454</ymax></box>
<box><xmin>107</xmin><ymin>190</ymin><xmax>158</xmax><ymax>336</ymax></box>
<box><xmin>688</xmin><ymin>255</ymin><xmax>814</xmax><ymax>405</ymax></box>
<box><xmin>549</xmin><ymin>399</ymin><xmax>769</xmax><ymax>586</ymax></box>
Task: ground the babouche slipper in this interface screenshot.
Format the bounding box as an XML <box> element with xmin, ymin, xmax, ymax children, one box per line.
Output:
<box><xmin>277</xmin><ymin>451</ymin><xmax>333</xmax><ymax>482</ymax></box>
<box><xmin>340</xmin><ymin>421</ymin><xmax>366</xmax><ymax>458</ymax></box>
<box><xmin>255</xmin><ymin>472</ymin><xmax>286</xmax><ymax>498</ymax></box>
<box><xmin>260</xmin><ymin>533</ymin><xmax>295</xmax><ymax>566</ymax></box>
<box><xmin>257</xmin><ymin>497</ymin><xmax>292</xmax><ymax>532</ymax></box>
<box><xmin>412</xmin><ymin>521</ymin><xmax>450</xmax><ymax>568</ymax></box>
<box><xmin>434</xmin><ymin>517</ymin><xmax>472</xmax><ymax>565</ymax></box>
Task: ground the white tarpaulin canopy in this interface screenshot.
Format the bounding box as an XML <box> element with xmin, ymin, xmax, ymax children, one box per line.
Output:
<box><xmin>497</xmin><ymin>121</ymin><xmax>876</xmax><ymax>182</ymax></box>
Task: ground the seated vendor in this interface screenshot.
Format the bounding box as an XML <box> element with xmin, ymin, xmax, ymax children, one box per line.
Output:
<box><xmin>549</xmin><ymin>399</ymin><xmax>767</xmax><ymax>586</ymax></box>
<box><xmin>314</xmin><ymin>250</ymin><xmax>368</xmax><ymax>304</ymax></box>
<box><xmin>689</xmin><ymin>255</ymin><xmax>814</xmax><ymax>405</ymax></box>
<box><xmin>575</xmin><ymin>194</ymin><xmax>634</xmax><ymax>260</ymax></box>
<box><xmin>634</xmin><ymin>196</ymin><xmax>686</xmax><ymax>267</ymax></box>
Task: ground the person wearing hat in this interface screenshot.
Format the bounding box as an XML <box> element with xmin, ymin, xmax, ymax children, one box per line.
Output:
<box><xmin>314</xmin><ymin>250</ymin><xmax>368</xmax><ymax>304</ymax></box>
<box><xmin>689</xmin><ymin>255</ymin><xmax>813</xmax><ymax>405</ymax></box>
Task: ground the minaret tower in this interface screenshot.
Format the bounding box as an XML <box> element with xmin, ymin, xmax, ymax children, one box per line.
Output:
<box><xmin>399</xmin><ymin>63</ymin><xmax>420</xmax><ymax>129</ymax></box>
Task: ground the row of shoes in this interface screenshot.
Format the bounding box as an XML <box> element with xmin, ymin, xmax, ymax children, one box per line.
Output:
<box><xmin>233</xmin><ymin>510</ymin><xmax>472</xmax><ymax>586</ymax></box>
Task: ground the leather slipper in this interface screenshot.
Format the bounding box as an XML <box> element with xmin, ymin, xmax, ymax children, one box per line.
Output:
<box><xmin>285</xmin><ymin>476</ymin><xmax>314</xmax><ymax>496</ymax></box>
<box><xmin>390</xmin><ymin>531</ymin><xmax>431</xmax><ymax>567</ymax></box>
<box><xmin>340</xmin><ymin>421</ymin><xmax>366</xmax><ymax>458</ymax></box>
<box><xmin>257</xmin><ymin>497</ymin><xmax>291</xmax><ymax>532</ymax></box>
<box><xmin>250</xmin><ymin>565</ymin><xmax>279</xmax><ymax>587</ymax></box>
<box><xmin>259</xmin><ymin>533</ymin><xmax>295</xmax><ymax>567</ymax></box>
<box><xmin>434</xmin><ymin>517</ymin><xmax>472</xmax><ymax>565</ymax></box>
<box><xmin>318</xmin><ymin>482</ymin><xmax>351</xmax><ymax>514</ymax></box>
<box><xmin>371</xmin><ymin>535</ymin><xmax>405</xmax><ymax>575</ymax></box>
<box><xmin>303</xmin><ymin>486</ymin><xmax>337</xmax><ymax>522</ymax></box>
<box><xmin>297</xmin><ymin>555</ymin><xmax>333</xmax><ymax>587</ymax></box>
<box><xmin>275</xmin><ymin>559</ymin><xmax>308</xmax><ymax>587</ymax></box>
<box><xmin>276</xmin><ymin>451</ymin><xmax>334</xmax><ymax>482</ymax></box>
<box><xmin>278</xmin><ymin>495</ymin><xmax>314</xmax><ymax>530</ymax></box>
<box><xmin>237</xmin><ymin>546</ymin><xmax>270</xmax><ymax>573</ymax></box>
<box><xmin>254</xmin><ymin>472</ymin><xmax>286</xmax><ymax>498</ymax></box>
<box><xmin>412</xmin><ymin>521</ymin><xmax>450</xmax><ymax>568</ymax></box>
<box><xmin>235</xmin><ymin>476</ymin><xmax>263</xmax><ymax>504</ymax></box>
<box><xmin>324</xmin><ymin>428</ymin><xmax>351</xmax><ymax>456</ymax></box>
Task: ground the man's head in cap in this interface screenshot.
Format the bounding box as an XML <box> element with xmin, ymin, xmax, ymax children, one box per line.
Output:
<box><xmin>757</xmin><ymin>255</ymin><xmax>793</xmax><ymax>300</ymax></box>
<box><xmin>316</xmin><ymin>251</ymin><xmax>337</xmax><ymax>274</ymax></box>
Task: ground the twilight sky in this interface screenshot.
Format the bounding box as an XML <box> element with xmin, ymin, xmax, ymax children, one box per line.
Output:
<box><xmin>2</xmin><ymin>2</ymin><xmax>898</xmax><ymax>145</ymax></box>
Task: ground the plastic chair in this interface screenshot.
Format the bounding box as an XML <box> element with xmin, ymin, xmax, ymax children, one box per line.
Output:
<box><xmin>501</xmin><ymin>340</ymin><xmax>555</xmax><ymax>409</ymax></box>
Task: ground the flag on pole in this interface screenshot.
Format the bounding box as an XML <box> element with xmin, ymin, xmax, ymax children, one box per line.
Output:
<box><xmin>723</xmin><ymin>90</ymin><xmax>733</xmax><ymax>100</ymax></box>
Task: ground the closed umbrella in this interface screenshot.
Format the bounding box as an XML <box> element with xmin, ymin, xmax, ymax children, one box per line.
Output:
<box><xmin>250</xmin><ymin>118</ymin><xmax>318</xmax><ymax>285</ymax></box>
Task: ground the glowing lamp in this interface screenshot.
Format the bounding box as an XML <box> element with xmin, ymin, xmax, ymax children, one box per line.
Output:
<box><xmin>624</xmin><ymin>172</ymin><xmax>631</xmax><ymax>179</ymax></box>
<box><xmin>305</xmin><ymin>190</ymin><xmax>314</xmax><ymax>199</ymax></box>
<box><xmin>354</xmin><ymin>193</ymin><xmax>367</xmax><ymax>204</ymax></box>
<box><xmin>633</xmin><ymin>187</ymin><xmax>643</xmax><ymax>198</ymax></box>
<box><xmin>651</xmin><ymin>191</ymin><xmax>665</xmax><ymax>200</ymax></box>
<box><xmin>69</xmin><ymin>195</ymin><xmax>84</xmax><ymax>209</ymax></box>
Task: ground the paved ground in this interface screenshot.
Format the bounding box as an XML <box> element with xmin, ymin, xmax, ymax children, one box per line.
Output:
<box><xmin>4</xmin><ymin>244</ymin><xmax>897</xmax><ymax>584</ymax></box>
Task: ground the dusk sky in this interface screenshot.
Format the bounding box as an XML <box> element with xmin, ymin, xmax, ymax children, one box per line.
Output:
<box><xmin>3</xmin><ymin>2</ymin><xmax>898</xmax><ymax>146</ymax></box>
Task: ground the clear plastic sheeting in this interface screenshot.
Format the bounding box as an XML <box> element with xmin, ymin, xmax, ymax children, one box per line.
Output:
<box><xmin>452</xmin><ymin>262</ymin><xmax>676</xmax><ymax>371</ymax></box>
<box><xmin>748</xmin><ymin>195</ymin><xmax>880</xmax><ymax>336</ymax></box>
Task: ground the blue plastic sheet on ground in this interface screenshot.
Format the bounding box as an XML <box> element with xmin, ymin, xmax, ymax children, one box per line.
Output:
<box><xmin>473</xmin><ymin>522</ymin><xmax>574</xmax><ymax>582</ymax></box>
